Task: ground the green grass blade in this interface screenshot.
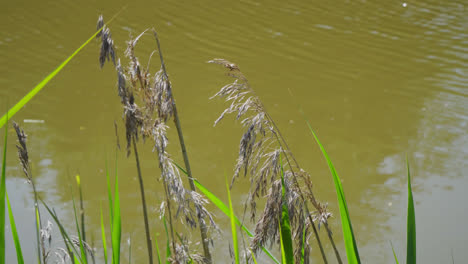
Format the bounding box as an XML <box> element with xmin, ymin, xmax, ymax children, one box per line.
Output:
<box><xmin>249</xmin><ymin>248</ymin><xmax>258</xmax><ymax>264</ymax></box>
<box><xmin>163</xmin><ymin>216</ymin><xmax>171</xmax><ymax>264</ymax></box>
<box><xmin>279</xmin><ymin>157</ymin><xmax>294</xmax><ymax>264</ymax></box>
<box><xmin>100</xmin><ymin>204</ymin><xmax>108</xmax><ymax>264</ymax></box>
<box><xmin>0</xmin><ymin>30</ymin><xmax>104</xmax><ymax>129</ymax></box>
<box><xmin>111</xmin><ymin>166</ymin><xmax>121</xmax><ymax>264</ymax></box>
<box><xmin>300</xmin><ymin>218</ymin><xmax>306</xmax><ymax>264</ymax></box>
<box><xmin>154</xmin><ymin>233</ymin><xmax>162</xmax><ymax>264</ymax></box>
<box><xmin>390</xmin><ymin>241</ymin><xmax>399</xmax><ymax>264</ymax></box>
<box><xmin>0</xmin><ymin>117</ymin><xmax>7</xmax><ymax>264</ymax></box>
<box><xmin>406</xmin><ymin>157</ymin><xmax>416</xmax><ymax>264</ymax></box>
<box><xmin>192</xmin><ymin>178</ymin><xmax>280</xmax><ymax>264</ymax></box>
<box><xmin>173</xmin><ymin>162</ymin><xmax>280</xmax><ymax>264</ymax></box>
<box><xmin>6</xmin><ymin>191</ymin><xmax>24</xmax><ymax>264</ymax></box>
<box><xmin>106</xmin><ymin>159</ymin><xmax>113</xmax><ymax>222</ymax></box>
<box><xmin>76</xmin><ymin>175</ymin><xmax>86</xmax><ymax>243</ymax></box>
<box><xmin>71</xmin><ymin>187</ymin><xmax>87</xmax><ymax>264</ymax></box>
<box><xmin>41</xmin><ymin>200</ymin><xmax>82</xmax><ymax>262</ymax></box>
<box><xmin>306</xmin><ymin>123</ymin><xmax>360</xmax><ymax>264</ymax></box>
<box><xmin>227</xmin><ymin>175</ymin><xmax>239</xmax><ymax>264</ymax></box>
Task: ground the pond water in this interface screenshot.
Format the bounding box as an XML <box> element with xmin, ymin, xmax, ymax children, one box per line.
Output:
<box><xmin>1</xmin><ymin>0</ymin><xmax>467</xmax><ymax>263</ymax></box>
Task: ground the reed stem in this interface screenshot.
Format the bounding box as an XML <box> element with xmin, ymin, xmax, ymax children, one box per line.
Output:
<box><xmin>153</xmin><ymin>30</ymin><xmax>213</xmax><ymax>263</ymax></box>
<box><xmin>132</xmin><ymin>136</ymin><xmax>154</xmax><ymax>264</ymax></box>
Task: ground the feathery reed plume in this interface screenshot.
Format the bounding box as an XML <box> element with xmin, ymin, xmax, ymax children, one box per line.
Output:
<box><xmin>98</xmin><ymin>17</ymin><xmax>217</xmax><ymax>262</ymax></box>
<box><xmin>209</xmin><ymin>59</ymin><xmax>341</xmax><ymax>263</ymax></box>
<box><xmin>99</xmin><ymin>25</ymin><xmax>116</xmax><ymax>69</ymax></box>
<box><xmin>13</xmin><ymin>121</ymin><xmax>47</xmax><ymax>263</ymax></box>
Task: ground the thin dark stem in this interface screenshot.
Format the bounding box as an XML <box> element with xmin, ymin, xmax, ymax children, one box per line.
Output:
<box><xmin>163</xmin><ymin>179</ymin><xmax>177</xmax><ymax>254</ymax></box>
<box><xmin>324</xmin><ymin>222</ymin><xmax>342</xmax><ymax>264</ymax></box>
<box><xmin>153</xmin><ymin>29</ymin><xmax>213</xmax><ymax>264</ymax></box>
<box><xmin>132</xmin><ymin>136</ymin><xmax>154</xmax><ymax>264</ymax></box>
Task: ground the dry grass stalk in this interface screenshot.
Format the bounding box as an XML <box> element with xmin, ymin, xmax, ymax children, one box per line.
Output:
<box><xmin>209</xmin><ymin>59</ymin><xmax>339</xmax><ymax>263</ymax></box>
<box><xmin>98</xmin><ymin>17</ymin><xmax>217</xmax><ymax>262</ymax></box>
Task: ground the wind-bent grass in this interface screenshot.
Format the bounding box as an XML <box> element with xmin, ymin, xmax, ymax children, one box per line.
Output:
<box><xmin>306</xmin><ymin>122</ymin><xmax>361</xmax><ymax>264</ymax></box>
<box><xmin>6</xmin><ymin>191</ymin><xmax>24</xmax><ymax>264</ymax></box>
<box><xmin>0</xmin><ymin>9</ymin><xmax>125</xmax><ymax>129</ymax></box>
<box><xmin>173</xmin><ymin>162</ymin><xmax>280</xmax><ymax>264</ymax></box>
<box><xmin>390</xmin><ymin>242</ymin><xmax>399</xmax><ymax>264</ymax></box>
<box><xmin>226</xmin><ymin>175</ymin><xmax>239</xmax><ymax>264</ymax></box>
<box><xmin>0</xmin><ymin>119</ymin><xmax>7</xmax><ymax>264</ymax></box>
<box><xmin>100</xmin><ymin>204</ymin><xmax>108</xmax><ymax>264</ymax></box>
<box><xmin>279</xmin><ymin>157</ymin><xmax>293</xmax><ymax>264</ymax></box>
<box><xmin>406</xmin><ymin>157</ymin><xmax>416</xmax><ymax>264</ymax></box>
<box><xmin>111</xmin><ymin>164</ymin><xmax>121</xmax><ymax>264</ymax></box>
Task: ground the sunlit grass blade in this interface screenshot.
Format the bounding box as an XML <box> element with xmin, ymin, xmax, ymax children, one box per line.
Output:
<box><xmin>0</xmin><ymin>116</ymin><xmax>7</xmax><ymax>264</ymax></box>
<box><xmin>34</xmin><ymin>207</ymin><xmax>42</xmax><ymax>264</ymax></box>
<box><xmin>249</xmin><ymin>248</ymin><xmax>258</xmax><ymax>264</ymax></box>
<box><xmin>71</xmin><ymin>187</ymin><xmax>87</xmax><ymax>264</ymax></box>
<box><xmin>226</xmin><ymin>174</ymin><xmax>239</xmax><ymax>264</ymax></box>
<box><xmin>306</xmin><ymin>122</ymin><xmax>360</xmax><ymax>264</ymax></box>
<box><xmin>100</xmin><ymin>204</ymin><xmax>108</xmax><ymax>264</ymax></box>
<box><xmin>173</xmin><ymin>162</ymin><xmax>280</xmax><ymax>264</ymax></box>
<box><xmin>111</xmin><ymin>166</ymin><xmax>121</xmax><ymax>264</ymax></box>
<box><xmin>0</xmin><ymin>9</ymin><xmax>126</xmax><ymax>129</ymax></box>
<box><xmin>390</xmin><ymin>241</ymin><xmax>399</xmax><ymax>264</ymax></box>
<box><xmin>154</xmin><ymin>233</ymin><xmax>162</xmax><ymax>264</ymax></box>
<box><xmin>6</xmin><ymin>191</ymin><xmax>24</xmax><ymax>264</ymax></box>
<box><xmin>406</xmin><ymin>157</ymin><xmax>416</xmax><ymax>264</ymax></box>
<box><xmin>300</xmin><ymin>224</ymin><xmax>306</xmax><ymax>264</ymax></box>
<box><xmin>106</xmin><ymin>159</ymin><xmax>114</xmax><ymax>222</ymax></box>
<box><xmin>279</xmin><ymin>157</ymin><xmax>293</xmax><ymax>264</ymax></box>
<box><xmin>41</xmin><ymin>200</ymin><xmax>82</xmax><ymax>262</ymax></box>
<box><xmin>76</xmin><ymin>175</ymin><xmax>86</xmax><ymax>243</ymax></box>
<box><xmin>192</xmin><ymin>178</ymin><xmax>280</xmax><ymax>264</ymax></box>
<box><xmin>163</xmin><ymin>216</ymin><xmax>171</xmax><ymax>264</ymax></box>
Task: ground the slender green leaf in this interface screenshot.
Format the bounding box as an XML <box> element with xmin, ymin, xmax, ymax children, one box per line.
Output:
<box><xmin>390</xmin><ymin>241</ymin><xmax>399</xmax><ymax>264</ymax></box>
<box><xmin>0</xmin><ymin>8</ymin><xmax>126</xmax><ymax>129</ymax></box>
<box><xmin>41</xmin><ymin>201</ymin><xmax>82</xmax><ymax>262</ymax></box>
<box><xmin>306</xmin><ymin>123</ymin><xmax>360</xmax><ymax>264</ymax></box>
<box><xmin>163</xmin><ymin>216</ymin><xmax>171</xmax><ymax>264</ymax></box>
<box><xmin>106</xmin><ymin>159</ymin><xmax>113</xmax><ymax>222</ymax></box>
<box><xmin>174</xmin><ymin>162</ymin><xmax>279</xmax><ymax>264</ymax></box>
<box><xmin>227</xmin><ymin>175</ymin><xmax>239</xmax><ymax>264</ymax></box>
<box><xmin>76</xmin><ymin>175</ymin><xmax>86</xmax><ymax>243</ymax></box>
<box><xmin>300</xmin><ymin>223</ymin><xmax>306</xmax><ymax>264</ymax></box>
<box><xmin>6</xmin><ymin>191</ymin><xmax>24</xmax><ymax>264</ymax></box>
<box><xmin>71</xmin><ymin>188</ymin><xmax>87</xmax><ymax>264</ymax></box>
<box><xmin>249</xmin><ymin>248</ymin><xmax>258</xmax><ymax>264</ymax></box>
<box><xmin>100</xmin><ymin>204</ymin><xmax>108</xmax><ymax>264</ymax></box>
<box><xmin>406</xmin><ymin>157</ymin><xmax>416</xmax><ymax>264</ymax></box>
<box><xmin>111</xmin><ymin>167</ymin><xmax>121</xmax><ymax>264</ymax></box>
<box><xmin>0</xmin><ymin>118</ymin><xmax>7</xmax><ymax>264</ymax></box>
<box><xmin>154</xmin><ymin>233</ymin><xmax>162</xmax><ymax>264</ymax></box>
<box><xmin>279</xmin><ymin>157</ymin><xmax>294</xmax><ymax>264</ymax></box>
<box><xmin>34</xmin><ymin>207</ymin><xmax>42</xmax><ymax>264</ymax></box>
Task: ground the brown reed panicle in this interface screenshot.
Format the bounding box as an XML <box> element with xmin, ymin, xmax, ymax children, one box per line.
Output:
<box><xmin>98</xmin><ymin>16</ymin><xmax>216</xmax><ymax>263</ymax></box>
<box><xmin>209</xmin><ymin>59</ymin><xmax>340</xmax><ymax>263</ymax></box>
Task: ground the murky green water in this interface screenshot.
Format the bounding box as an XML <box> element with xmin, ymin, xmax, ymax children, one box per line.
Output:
<box><xmin>1</xmin><ymin>0</ymin><xmax>467</xmax><ymax>263</ymax></box>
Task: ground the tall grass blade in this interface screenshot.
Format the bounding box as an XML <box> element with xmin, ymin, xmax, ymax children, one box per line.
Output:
<box><xmin>71</xmin><ymin>187</ymin><xmax>87</xmax><ymax>264</ymax></box>
<box><xmin>100</xmin><ymin>205</ymin><xmax>108</xmax><ymax>264</ymax></box>
<box><xmin>0</xmin><ymin>10</ymin><xmax>126</xmax><ymax>129</ymax></box>
<box><xmin>111</xmin><ymin>166</ymin><xmax>121</xmax><ymax>264</ymax></box>
<box><xmin>6</xmin><ymin>191</ymin><xmax>24</xmax><ymax>264</ymax></box>
<box><xmin>154</xmin><ymin>233</ymin><xmax>162</xmax><ymax>264</ymax></box>
<box><xmin>406</xmin><ymin>157</ymin><xmax>416</xmax><ymax>264</ymax></box>
<box><xmin>390</xmin><ymin>242</ymin><xmax>399</xmax><ymax>264</ymax></box>
<box><xmin>0</xmin><ymin>116</ymin><xmax>7</xmax><ymax>264</ymax></box>
<box><xmin>249</xmin><ymin>248</ymin><xmax>258</xmax><ymax>264</ymax></box>
<box><xmin>306</xmin><ymin>122</ymin><xmax>360</xmax><ymax>264</ymax></box>
<box><xmin>76</xmin><ymin>175</ymin><xmax>86</xmax><ymax>243</ymax></box>
<box><xmin>106</xmin><ymin>159</ymin><xmax>113</xmax><ymax>222</ymax></box>
<box><xmin>279</xmin><ymin>157</ymin><xmax>293</xmax><ymax>264</ymax></box>
<box><xmin>41</xmin><ymin>201</ymin><xmax>82</xmax><ymax>262</ymax></box>
<box><xmin>163</xmin><ymin>216</ymin><xmax>171</xmax><ymax>264</ymax></box>
<box><xmin>226</xmin><ymin>174</ymin><xmax>239</xmax><ymax>264</ymax></box>
<box><xmin>191</xmin><ymin>178</ymin><xmax>279</xmax><ymax>264</ymax></box>
<box><xmin>34</xmin><ymin>207</ymin><xmax>43</xmax><ymax>264</ymax></box>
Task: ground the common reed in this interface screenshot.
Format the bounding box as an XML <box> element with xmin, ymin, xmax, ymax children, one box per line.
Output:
<box><xmin>209</xmin><ymin>59</ymin><xmax>341</xmax><ymax>263</ymax></box>
<box><xmin>98</xmin><ymin>16</ymin><xmax>217</xmax><ymax>263</ymax></box>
